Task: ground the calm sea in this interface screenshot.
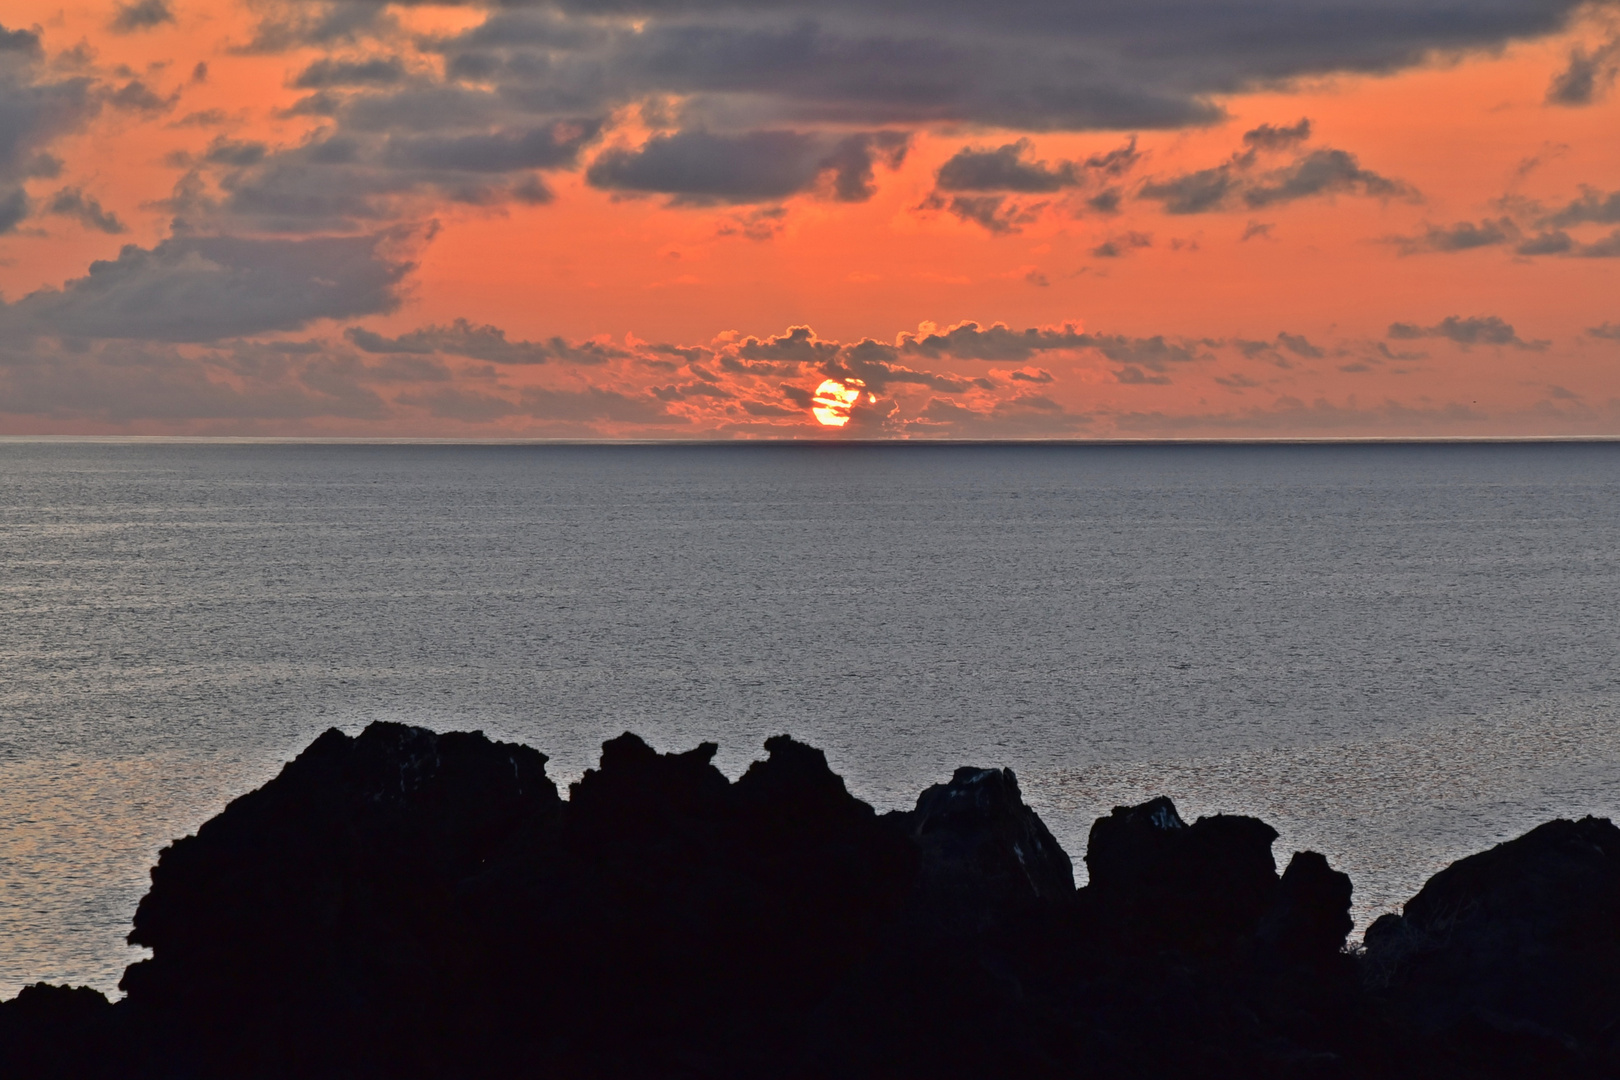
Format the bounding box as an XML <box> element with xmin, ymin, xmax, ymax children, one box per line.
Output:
<box><xmin>3</xmin><ymin>440</ymin><xmax>1618</xmax><ymax>996</ymax></box>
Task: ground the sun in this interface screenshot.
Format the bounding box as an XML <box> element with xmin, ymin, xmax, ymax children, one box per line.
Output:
<box><xmin>811</xmin><ymin>378</ymin><xmax>866</xmax><ymax>427</ymax></box>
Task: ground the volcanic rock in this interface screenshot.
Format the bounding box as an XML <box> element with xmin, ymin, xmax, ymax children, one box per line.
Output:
<box><xmin>1082</xmin><ymin>795</ymin><xmax>1283</xmax><ymax>956</ymax></box>
<box><xmin>1363</xmin><ymin>815</ymin><xmax>1620</xmax><ymax>1074</ymax></box>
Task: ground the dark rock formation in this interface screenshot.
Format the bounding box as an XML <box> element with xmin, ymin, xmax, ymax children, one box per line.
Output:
<box><xmin>1259</xmin><ymin>851</ymin><xmax>1356</xmax><ymax>966</ymax></box>
<box><xmin>117</xmin><ymin>722</ymin><xmax>558</xmax><ymax>1078</ymax></box>
<box><xmin>2</xmin><ymin>723</ymin><xmax>1616</xmax><ymax>1080</ymax></box>
<box><xmin>1082</xmin><ymin>795</ymin><xmax>1288</xmax><ymax>956</ymax></box>
<box><xmin>0</xmin><ymin>984</ymin><xmax>118</xmax><ymax>1080</ymax></box>
<box><xmin>902</xmin><ymin>765</ymin><xmax>1074</xmax><ymax>927</ymax></box>
<box><xmin>1364</xmin><ymin>816</ymin><xmax>1620</xmax><ymax>1076</ymax></box>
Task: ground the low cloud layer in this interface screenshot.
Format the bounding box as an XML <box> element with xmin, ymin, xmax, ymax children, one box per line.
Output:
<box><xmin>1388</xmin><ymin>185</ymin><xmax>1620</xmax><ymax>259</ymax></box>
<box><xmin>1387</xmin><ymin>315</ymin><xmax>1547</xmax><ymax>350</ymax></box>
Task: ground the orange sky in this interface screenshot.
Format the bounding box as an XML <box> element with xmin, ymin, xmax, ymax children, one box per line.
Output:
<box><xmin>0</xmin><ymin>0</ymin><xmax>1617</xmax><ymax>437</ymax></box>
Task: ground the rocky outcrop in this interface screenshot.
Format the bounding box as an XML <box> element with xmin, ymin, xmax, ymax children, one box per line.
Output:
<box><xmin>0</xmin><ymin>984</ymin><xmax>118</xmax><ymax>1080</ymax></box>
<box><xmin>2</xmin><ymin>723</ymin><xmax>1616</xmax><ymax>1080</ymax></box>
<box><xmin>1364</xmin><ymin>816</ymin><xmax>1620</xmax><ymax>1075</ymax></box>
<box><xmin>902</xmin><ymin>765</ymin><xmax>1074</xmax><ymax>928</ymax></box>
<box><xmin>1082</xmin><ymin>795</ymin><xmax>1295</xmax><ymax>957</ymax></box>
<box><xmin>1258</xmin><ymin>850</ymin><xmax>1356</xmax><ymax>965</ymax></box>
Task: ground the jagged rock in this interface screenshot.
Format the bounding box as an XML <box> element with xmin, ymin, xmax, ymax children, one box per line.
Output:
<box><xmin>4</xmin><ymin>725</ymin><xmax>1611</xmax><ymax>1080</ymax></box>
<box><xmin>0</xmin><ymin>985</ymin><xmax>115</xmax><ymax>1080</ymax></box>
<box><xmin>1257</xmin><ymin>851</ymin><xmax>1355</xmax><ymax>964</ymax></box>
<box><xmin>1363</xmin><ymin>816</ymin><xmax>1620</xmax><ymax>1072</ymax></box>
<box><xmin>902</xmin><ymin>766</ymin><xmax>1075</xmax><ymax>927</ymax></box>
<box><xmin>449</xmin><ymin>731</ymin><xmax>919</xmax><ymax>1077</ymax></box>
<box><xmin>120</xmin><ymin>722</ymin><xmax>559</xmax><ymax>1077</ymax></box>
<box><xmin>1082</xmin><ymin>795</ymin><xmax>1282</xmax><ymax>955</ymax></box>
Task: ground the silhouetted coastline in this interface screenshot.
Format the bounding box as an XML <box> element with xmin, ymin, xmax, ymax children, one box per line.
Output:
<box><xmin>4</xmin><ymin>722</ymin><xmax>1618</xmax><ymax>1078</ymax></box>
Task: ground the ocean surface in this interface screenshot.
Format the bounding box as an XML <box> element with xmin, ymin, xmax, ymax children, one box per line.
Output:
<box><xmin>2</xmin><ymin>440</ymin><xmax>1618</xmax><ymax>997</ymax></box>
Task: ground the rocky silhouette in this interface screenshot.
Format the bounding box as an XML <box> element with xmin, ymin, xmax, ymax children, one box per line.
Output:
<box><xmin>2</xmin><ymin>722</ymin><xmax>1617</xmax><ymax>1078</ymax></box>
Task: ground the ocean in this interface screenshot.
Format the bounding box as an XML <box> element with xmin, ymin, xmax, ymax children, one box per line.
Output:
<box><xmin>2</xmin><ymin>440</ymin><xmax>1618</xmax><ymax>996</ymax></box>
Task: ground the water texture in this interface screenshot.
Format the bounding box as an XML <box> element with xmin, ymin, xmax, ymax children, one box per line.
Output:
<box><xmin>1</xmin><ymin>441</ymin><xmax>1617</xmax><ymax>995</ymax></box>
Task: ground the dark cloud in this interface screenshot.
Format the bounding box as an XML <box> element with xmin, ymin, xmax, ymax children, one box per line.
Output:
<box><xmin>1087</xmin><ymin>187</ymin><xmax>1122</xmax><ymax>214</ymax></box>
<box><xmin>586</xmin><ymin>129</ymin><xmax>906</xmax><ymax>204</ymax></box>
<box><xmin>1241</xmin><ymin>118</ymin><xmax>1311</xmax><ymax>151</ymax></box>
<box><xmin>170</xmin><ymin>108</ymin><xmax>230</xmax><ymax>127</ymax></box>
<box><xmin>1091</xmin><ymin>230</ymin><xmax>1151</xmax><ymax>257</ymax></box>
<box><xmin>177</xmin><ymin>113</ymin><xmax>603</xmax><ymax>232</ymax></box>
<box><xmin>1008</xmin><ymin>368</ymin><xmax>1053</xmax><ymax>382</ymax></box>
<box><xmin>396</xmin><ymin>387</ymin><xmax>517</xmax><ymax>421</ymax></box>
<box><xmin>1542</xmin><ymin>187</ymin><xmax>1620</xmax><ymax>227</ymax></box>
<box><xmin>1235</xmin><ymin>330</ymin><xmax>1323</xmax><ymax>362</ymax></box>
<box><xmin>734</xmin><ymin>325</ymin><xmax>838</xmax><ymax>363</ymax></box>
<box><xmin>1085</xmin><ymin>334</ymin><xmax>1209</xmax><ymax>369</ymax></box>
<box><xmin>5</xmin><ymin>231</ymin><xmax>415</xmax><ymax>342</ymax></box>
<box><xmin>416</xmin><ymin>0</ymin><xmax>1594</xmax><ymax>134</ymax></box>
<box><xmin>928</xmin><ymin>136</ymin><xmax>1138</xmax><ymax>232</ymax></box>
<box><xmin>1140</xmin><ymin>164</ymin><xmax>1237</xmax><ymax>214</ymax></box>
<box><xmin>1386</xmin><ymin>314</ymin><xmax>1546</xmax><ymax>350</ymax></box>
<box><xmin>741</xmin><ymin>399</ymin><xmax>798</xmax><ymax>417</ymax></box>
<box><xmin>1140</xmin><ymin>123</ymin><xmax>1414</xmax><ymax>214</ymax></box>
<box><xmin>43</xmin><ymin>187</ymin><xmax>126</xmax><ymax>233</ymax></box>
<box><xmin>900</xmin><ymin>321</ymin><xmax>1087</xmax><ymax>361</ymax></box>
<box><xmin>1277</xmin><ymin>332</ymin><xmax>1324</xmax><ymax>358</ymax></box>
<box><xmin>897</xmin><ymin>320</ymin><xmax>1209</xmax><ymax>370</ymax></box>
<box><xmin>0</xmin><ymin>186</ymin><xmax>27</xmax><ymax>232</ymax></box>
<box><xmin>937</xmin><ymin>140</ymin><xmax>1084</xmax><ymax>193</ymax></box>
<box><xmin>345</xmin><ymin>318</ymin><xmax>622</xmax><ymax>364</ymax></box>
<box><xmin>818</xmin><ymin>131</ymin><xmax>909</xmax><ymax>200</ymax></box>
<box><xmin>1241</xmin><ymin>148</ymin><xmax>1413</xmax><ymax>207</ymax></box>
<box><xmin>0</xmin><ymin>338</ymin><xmax>407</xmax><ymax>424</ymax></box>
<box><xmin>204</xmin><ymin>136</ymin><xmax>269</xmax><ymax>167</ymax></box>
<box><xmin>1115</xmin><ymin>365</ymin><xmax>1172</xmax><ymax>385</ymax></box>
<box><xmin>386</xmin><ymin>119</ymin><xmax>602</xmax><ymax>173</ymax></box>
<box><xmin>1512</xmin><ymin>227</ymin><xmax>1620</xmax><ymax>257</ymax></box>
<box><xmin>0</xmin><ymin>25</ymin><xmax>42</xmax><ymax>55</ymax></box>
<box><xmin>1588</xmin><ymin>322</ymin><xmax>1620</xmax><ymax>340</ymax></box>
<box><xmin>1384</xmin><ymin>188</ymin><xmax>1620</xmax><ymax>258</ymax></box>
<box><xmin>237</xmin><ymin>2</ymin><xmax>394</xmax><ymax>54</ymax></box>
<box><xmin>1546</xmin><ymin>35</ymin><xmax>1620</xmax><ymax>105</ymax></box>
<box><xmin>1516</xmin><ymin>230</ymin><xmax>1573</xmax><ymax>255</ymax></box>
<box><xmin>1576</xmin><ymin>229</ymin><xmax>1620</xmax><ymax>257</ymax></box>
<box><xmin>108</xmin><ymin>79</ymin><xmax>177</xmax><ymax>113</ymax></box>
<box><xmin>1393</xmin><ymin>217</ymin><xmax>1514</xmax><ymax>254</ymax></box>
<box><xmin>817</xmin><ymin>339</ymin><xmax>976</xmax><ymax>392</ymax></box>
<box><xmin>715</xmin><ymin>205</ymin><xmax>788</xmax><ymax>240</ymax></box>
<box><xmin>517</xmin><ymin>385</ymin><xmax>679</xmax><ymax>424</ymax></box>
<box><xmin>169</xmin><ymin>0</ymin><xmax>1574</xmax><ymax>233</ymax></box>
<box><xmin>110</xmin><ymin>0</ymin><xmax>175</xmax><ymax>34</ymax></box>
<box><xmin>923</xmin><ymin>192</ymin><xmax>1045</xmax><ymax>234</ymax></box>
<box><xmin>651</xmin><ymin>379</ymin><xmax>734</xmax><ymax>401</ymax></box>
<box><xmin>911</xmin><ymin>393</ymin><xmax>1083</xmax><ymax>437</ymax></box>
<box><xmin>0</xmin><ymin>27</ymin><xmax>100</xmax><ymax>233</ymax></box>
<box><xmin>294</xmin><ymin>57</ymin><xmax>409</xmax><ymax>89</ymax></box>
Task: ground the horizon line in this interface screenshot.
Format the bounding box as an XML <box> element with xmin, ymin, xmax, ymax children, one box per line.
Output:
<box><xmin>2</xmin><ymin>435</ymin><xmax>1620</xmax><ymax>447</ymax></box>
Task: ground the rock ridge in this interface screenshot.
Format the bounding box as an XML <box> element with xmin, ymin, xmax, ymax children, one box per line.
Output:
<box><xmin>2</xmin><ymin>722</ymin><xmax>1617</xmax><ymax>1079</ymax></box>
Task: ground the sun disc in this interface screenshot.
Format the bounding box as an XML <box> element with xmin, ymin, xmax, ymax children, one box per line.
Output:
<box><xmin>811</xmin><ymin>378</ymin><xmax>865</xmax><ymax>427</ymax></box>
